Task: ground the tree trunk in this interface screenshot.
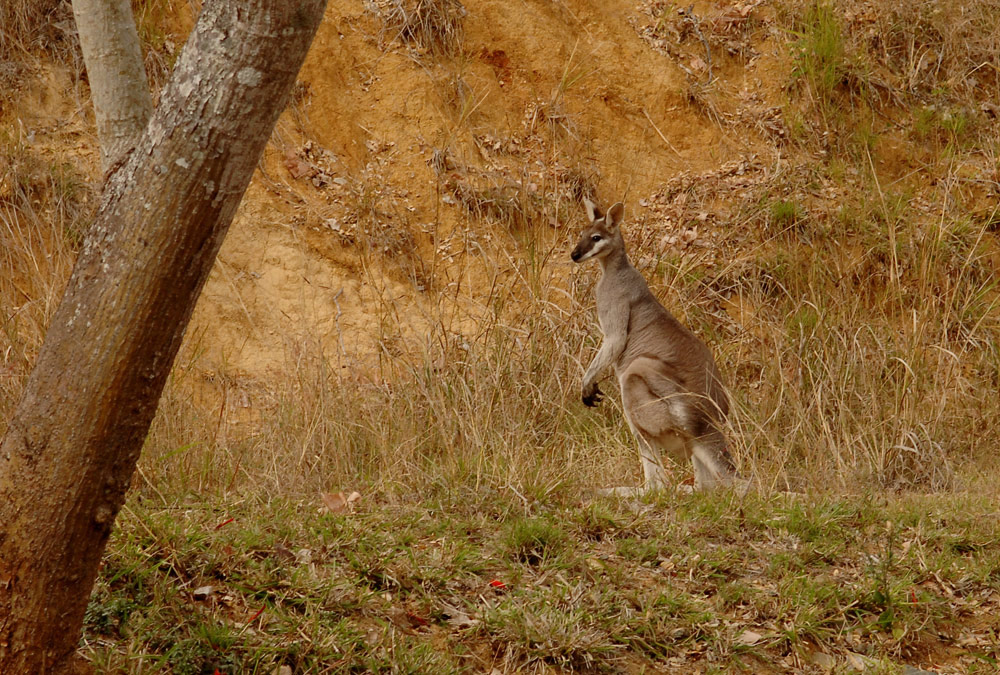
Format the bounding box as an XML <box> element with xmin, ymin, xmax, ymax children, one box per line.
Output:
<box><xmin>71</xmin><ymin>0</ymin><xmax>153</xmax><ymax>172</ymax></box>
<box><xmin>0</xmin><ymin>1</ymin><xmax>328</xmax><ymax>672</ymax></box>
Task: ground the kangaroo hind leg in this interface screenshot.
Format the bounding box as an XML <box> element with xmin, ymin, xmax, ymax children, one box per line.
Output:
<box><xmin>620</xmin><ymin>359</ymin><xmax>691</xmax><ymax>492</ymax></box>
<box><xmin>690</xmin><ymin>427</ymin><xmax>739</xmax><ymax>490</ymax></box>
<box><xmin>630</xmin><ymin>424</ymin><xmax>680</xmax><ymax>492</ymax></box>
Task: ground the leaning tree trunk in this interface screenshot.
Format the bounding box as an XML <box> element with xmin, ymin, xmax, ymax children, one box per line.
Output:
<box><xmin>0</xmin><ymin>1</ymin><xmax>328</xmax><ymax>672</ymax></box>
<box><xmin>71</xmin><ymin>0</ymin><xmax>153</xmax><ymax>172</ymax></box>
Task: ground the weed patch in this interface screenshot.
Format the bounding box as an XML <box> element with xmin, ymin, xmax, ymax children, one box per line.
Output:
<box><xmin>82</xmin><ymin>492</ymin><xmax>1000</xmax><ymax>672</ymax></box>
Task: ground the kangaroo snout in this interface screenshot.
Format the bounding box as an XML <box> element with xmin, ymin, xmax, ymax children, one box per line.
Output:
<box><xmin>571</xmin><ymin>245</ymin><xmax>584</xmax><ymax>262</ymax></box>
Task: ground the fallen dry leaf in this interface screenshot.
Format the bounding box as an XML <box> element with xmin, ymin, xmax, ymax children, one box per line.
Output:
<box><xmin>283</xmin><ymin>151</ymin><xmax>315</xmax><ymax>180</ymax></box>
<box><xmin>321</xmin><ymin>492</ymin><xmax>348</xmax><ymax>512</ymax></box>
<box><xmin>441</xmin><ymin>602</ymin><xmax>477</xmax><ymax>629</ymax></box>
<box><xmin>735</xmin><ymin>629</ymin><xmax>762</xmax><ymax>645</ymax></box>
<box><xmin>320</xmin><ymin>490</ymin><xmax>362</xmax><ymax>514</ymax></box>
<box><xmin>846</xmin><ymin>651</ymin><xmax>877</xmax><ymax>670</ymax></box>
<box><xmin>808</xmin><ymin>650</ymin><xmax>836</xmax><ymax>670</ymax></box>
<box><xmin>405</xmin><ymin>611</ymin><xmax>429</xmax><ymax>628</ymax></box>
<box><xmin>192</xmin><ymin>585</ymin><xmax>214</xmax><ymax>600</ymax></box>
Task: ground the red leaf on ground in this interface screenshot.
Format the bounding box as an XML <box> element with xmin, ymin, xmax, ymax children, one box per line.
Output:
<box><xmin>247</xmin><ymin>606</ymin><xmax>265</xmax><ymax>625</ymax></box>
<box><xmin>406</xmin><ymin>611</ymin><xmax>429</xmax><ymax>627</ymax></box>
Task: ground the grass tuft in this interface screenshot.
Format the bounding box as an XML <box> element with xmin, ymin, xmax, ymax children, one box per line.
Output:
<box><xmin>503</xmin><ymin>516</ymin><xmax>570</xmax><ymax>566</ymax></box>
<box><xmin>371</xmin><ymin>0</ymin><xmax>467</xmax><ymax>58</ymax></box>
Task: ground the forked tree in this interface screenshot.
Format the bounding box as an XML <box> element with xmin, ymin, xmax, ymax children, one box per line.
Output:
<box><xmin>0</xmin><ymin>0</ymin><xmax>328</xmax><ymax>672</ymax></box>
<box><xmin>70</xmin><ymin>0</ymin><xmax>152</xmax><ymax>171</ymax></box>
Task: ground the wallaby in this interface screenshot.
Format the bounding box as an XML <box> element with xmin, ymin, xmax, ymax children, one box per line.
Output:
<box><xmin>572</xmin><ymin>198</ymin><xmax>738</xmax><ymax>492</ymax></box>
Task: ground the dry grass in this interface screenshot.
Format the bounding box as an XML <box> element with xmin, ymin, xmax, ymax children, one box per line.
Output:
<box><xmin>0</xmin><ymin>0</ymin><xmax>78</xmax><ymax>95</ymax></box>
<box><xmin>142</xmin><ymin>194</ymin><xmax>628</xmax><ymax>500</ymax></box>
<box><xmin>0</xmin><ymin>131</ymin><xmax>88</xmax><ymax>426</ymax></box>
<box><xmin>778</xmin><ymin>0</ymin><xmax>1000</xmax><ymax>133</ymax></box>
<box><xmin>370</xmin><ymin>0</ymin><xmax>467</xmax><ymax>58</ymax></box>
<box><xmin>841</xmin><ymin>0</ymin><xmax>1000</xmax><ymax>103</ymax></box>
<box><xmin>0</xmin><ymin>0</ymin><xmax>67</xmax><ymax>60</ymax></box>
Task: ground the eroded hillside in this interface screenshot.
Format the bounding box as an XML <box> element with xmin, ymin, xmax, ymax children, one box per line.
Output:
<box><xmin>3</xmin><ymin>0</ymin><xmax>999</xmax><ymax>491</ymax></box>
<box><xmin>185</xmin><ymin>0</ymin><xmax>750</xmax><ymax>380</ymax></box>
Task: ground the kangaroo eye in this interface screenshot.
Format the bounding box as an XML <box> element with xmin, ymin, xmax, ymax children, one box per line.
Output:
<box><xmin>591</xmin><ymin>234</ymin><xmax>602</xmax><ymax>242</ymax></box>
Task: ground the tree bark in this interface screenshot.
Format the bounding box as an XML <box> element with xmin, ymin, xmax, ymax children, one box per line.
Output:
<box><xmin>0</xmin><ymin>1</ymin><xmax>328</xmax><ymax>672</ymax></box>
<box><xmin>71</xmin><ymin>0</ymin><xmax>153</xmax><ymax>172</ymax></box>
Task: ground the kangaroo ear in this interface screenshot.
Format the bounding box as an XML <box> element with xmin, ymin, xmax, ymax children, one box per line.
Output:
<box><xmin>607</xmin><ymin>202</ymin><xmax>625</xmax><ymax>229</ymax></box>
<box><xmin>583</xmin><ymin>197</ymin><xmax>604</xmax><ymax>222</ymax></box>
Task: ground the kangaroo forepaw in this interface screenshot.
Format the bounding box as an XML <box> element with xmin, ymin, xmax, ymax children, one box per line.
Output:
<box><xmin>582</xmin><ymin>383</ymin><xmax>604</xmax><ymax>407</ymax></box>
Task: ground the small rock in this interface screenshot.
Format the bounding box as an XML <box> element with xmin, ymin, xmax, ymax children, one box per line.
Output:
<box><xmin>192</xmin><ymin>585</ymin><xmax>214</xmax><ymax>599</ymax></box>
<box><xmin>845</xmin><ymin>651</ymin><xmax>877</xmax><ymax>671</ymax></box>
<box><xmin>809</xmin><ymin>651</ymin><xmax>836</xmax><ymax>670</ymax></box>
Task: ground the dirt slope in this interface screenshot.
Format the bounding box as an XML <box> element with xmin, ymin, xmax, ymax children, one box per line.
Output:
<box><xmin>182</xmin><ymin>0</ymin><xmax>749</xmax><ymax>380</ymax></box>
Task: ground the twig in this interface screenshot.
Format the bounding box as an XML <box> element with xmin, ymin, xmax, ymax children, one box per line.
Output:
<box><xmin>680</xmin><ymin>5</ymin><xmax>713</xmax><ymax>85</ymax></box>
<box><xmin>642</xmin><ymin>108</ymin><xmax>682</xmax><ymax>157</ymax></box>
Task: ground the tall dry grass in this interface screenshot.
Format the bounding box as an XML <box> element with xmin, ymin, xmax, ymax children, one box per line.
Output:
<box><xmin>136</xmin><ymin>148</ymin><xmax>1000</xmax><ymax>502</ymax></box>
<box><xmin>780</xmin><ymin>0</ymin><xmax>1000</xmax><ymax>136</ymax></box>
<box><xmin>370</xmin><ymin>0</ymin><xmax>467</xmax><ymax>58</ymax></box>
<box><xmin>140</xmin><ymin>194</ymin><xmax>640</xmax><ymax>501</ymax></box>
<box><xmin>2</xmin><ymin>0</ymin><xmax>998</xmax><ymax>508</ymax></box>
<box><xmin>0</xmin><ymin>0</ymin><xmax>68</xmax><ymax>60</ymax></box>
<box><xmin>0</xmin><ymin>131</ymin><xmax>86</xmax><ymax>425</ymax></box>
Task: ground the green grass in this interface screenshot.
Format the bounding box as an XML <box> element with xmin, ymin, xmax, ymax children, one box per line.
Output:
<box><xmin>769</xmin><ymin>199</ymin><xmax>802</xmax><ymax>229</ymax></box>
<box><xmin>81</xmin><ymin>490</ymin><xmax>1000</xmax><ymax>673</ymax></box>
<box><xmin>791</xmin><ymin>1</ymin><xmax>846</xmax><ymax>103</ymax></box>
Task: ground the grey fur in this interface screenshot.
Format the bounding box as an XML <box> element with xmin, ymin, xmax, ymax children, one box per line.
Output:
<box><xmin>572</xmin><ymin>198</ymin><xmax>738</xmax><ymax>491</ymax></box>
